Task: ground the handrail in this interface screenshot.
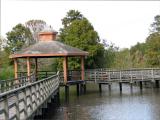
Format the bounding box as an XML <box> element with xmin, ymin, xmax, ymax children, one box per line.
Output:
<box><xmin>58</xmin><ymin>68</ymin><xmax>160</xmax><ymax>83</ymax></box>
<box><xmin>85</xmin><ymin>68</ymin><xmax>160</xmax><ymax>83</ymax></box>
<box><xmin>0</xmin><ymin>71</ymin><xmax>60</xmax><ymax>120</ymax></box>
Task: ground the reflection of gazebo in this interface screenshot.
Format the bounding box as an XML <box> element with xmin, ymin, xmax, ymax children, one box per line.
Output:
<box><xmin>10</xmin><ymin>28</ymin><xmax>88</xmax><ymax>84</ymax></box>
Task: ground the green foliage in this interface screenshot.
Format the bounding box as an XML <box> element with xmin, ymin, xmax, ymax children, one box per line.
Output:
<box><xmin>150</xmin><ymin>15</ymin><xmax>160</xmax><ymax>33</ymax></box>
<box><xmin>104</xmin><ymin>44</ymin><xmax>117</xmax><ymax>68</ymax></box>
<box><xmin>130</xmin><ymin>42</ymin><xmax>147</xmax><ymax>68</ymax></box>
<box><xmin>112</xmin><ymin>48</ymin><xmax>132</xmax><ymax>69</ymax></box>
<box><xmin>146</xmin><ymin>32</ymin><xmax>160</xmax><ymax>67</ymax></box>
<box><xmin>0</xmin><ymin>66</ymin><xmax>14</xmax><ymax>80</ymax></box>
<box><xmin>62</xmin><ymin>10</ymin><xmax>83</xmax><ymax>27</ymax></box>
<box><xmin>0</xmin><ymin>36</ymin><xmax>3</xmax><ymax>51</ymax></box>
<box><xmin>5</xmin><ymin>23</ymin><xmax>33</xmax><ymax>53</ymax></box>
<box><xmin>59</xmin><ymin>10</ymin><xmax>105</xmax><ymax>69</ymax></box>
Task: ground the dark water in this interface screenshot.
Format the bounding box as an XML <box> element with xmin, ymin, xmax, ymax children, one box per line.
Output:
<box><xmin>47</xmin><ymin>83</ymin><xmax>160</xmax><ymax>120</ymax></box>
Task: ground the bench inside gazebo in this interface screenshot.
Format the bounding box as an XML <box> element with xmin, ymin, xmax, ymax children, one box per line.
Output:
<box><xmin>10</xmin><ymin>27</ymin><xmax>88</xmax><ymax>92</ymax></box>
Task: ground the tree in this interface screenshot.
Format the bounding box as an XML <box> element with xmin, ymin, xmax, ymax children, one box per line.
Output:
<box><xmin>145</xmin><ymin>32</ymin><xmax>160</xmax><ymax>67</ymax></box>
<box><xmin>0</xmin><ymin>36</ymin><xmax>3</xmax><ymax>51</ymax></box>
<box><xmin>25</xmin><ymin>20</ymin><xmax>47</xmax><ymax>43</ymax></box>
<box><xmin>59</xmin><ymin>10</ymin><xmax>105</xmax><ymax>69</ymax></box>
<box><xmin>112</xmin><ymin>48</ymin><xmax>132</xmax><ymax>69</ymax></box>
<box><xmin>62</xmin><ymin>10</ymin><xmax>83</xmax><ymax>27</ymax></box>
<box><xmin>150</xmin><ymin>15</ymin><xmax>160</xmax><ymax>33</ymax></box>
<box><xmin>130</xmin><ymin>42</ymin><xmax>147</xmax><ymax>68</ymax></box>
<box><xmin>144</xmin><ymin>14</ymin><xmax>160</xmax><ymax>67</ymax></box>
<box><xmin>5</xmin><ymin>23</ymin><xmax>33</xmax><ymax>53</ymax></box>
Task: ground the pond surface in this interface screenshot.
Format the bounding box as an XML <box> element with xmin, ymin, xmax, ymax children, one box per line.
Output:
<box><xmin>47</xmin><ymin>83</ymin><xmax>160</xmax><ymax>120</ymax></box>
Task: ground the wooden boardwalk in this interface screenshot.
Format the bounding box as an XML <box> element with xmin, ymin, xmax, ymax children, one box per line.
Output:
<box><xmin>0</xmin><ymin>73</ymin><xmax>59</xmax><ymax>120</ymax></box>
<box><xmin>64</xmin><ymin>68</ymin><xmax>160</xmax><ymax>92</ymax></box>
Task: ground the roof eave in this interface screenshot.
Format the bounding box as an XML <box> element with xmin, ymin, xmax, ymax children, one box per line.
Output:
<box><xmin>10</xmin><ymin>52</ymin><xmax>89</xmax><ymax>59</ymax></box>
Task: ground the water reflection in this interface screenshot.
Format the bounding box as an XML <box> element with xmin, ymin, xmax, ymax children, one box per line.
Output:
<box><xmin>48</xmin><ymin>83</ymin><xmax>160</xmax><ymax>120</ymax></box>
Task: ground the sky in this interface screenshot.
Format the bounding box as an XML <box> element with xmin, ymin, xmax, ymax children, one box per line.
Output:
<box><xmin>1</xmin><ymin>0</ymin><xmax>160</xmax><ymax>49</ymax></box>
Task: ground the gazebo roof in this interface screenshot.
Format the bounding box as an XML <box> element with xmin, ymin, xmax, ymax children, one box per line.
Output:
<box><xmin>10</xmin><ymin>40</ymin><xmax>88</xmax><ymax>58</ymax></box>
<box><xmin>10</xmin><ymin>28</ymin><xmax>88</xmax><ymax>58</ymax></box>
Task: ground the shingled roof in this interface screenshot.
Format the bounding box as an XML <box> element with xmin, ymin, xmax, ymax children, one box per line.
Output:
<box><xmin>10</xmin><ymin>28</ymin><xmax>88</xmax><ymax>58</ymax></box>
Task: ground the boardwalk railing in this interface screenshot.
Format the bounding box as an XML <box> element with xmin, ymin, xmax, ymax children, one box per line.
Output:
<box><xmin>85</xmin><ymin>68</ymin><xmax>160</xmax><ymax>83</ymax></box>
<box><xmin>0</xmin><ymin>72</ymin><xmax>59</xmax><ymax>120</ymax></box>
<box><xmin>58</xmin><ymin>68</ymin><xmax>160</xmax><ymax>84</ymax></box>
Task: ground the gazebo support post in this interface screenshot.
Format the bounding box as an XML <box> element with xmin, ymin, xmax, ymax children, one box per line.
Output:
<box><xmin>27</xmin><ymin>57</ymin><xmax>31</xmax><ymax>81</ymax></box>
<box><xmin>81</xmin><ymin>56</ymin><xmax>85</xmax><ymax>80</ymax></box>
<box><xmin>63</xmin><ymin>56</ymin><xmax>68</xmax><ymax>84</ymax></box>
<box><xmin>63</xmin><ymin>56</ymin><xmax>69</xmax><ymax>101</ymax></box>
<box><xmin>35</xmin><ymin>58</ymin><xmax>38</xmax><ymax>81</ymax></box>
<box><xmin>14</xmin><ymin>58</ymin><xmax>18</xmax><ymax>79</ymax></box>
<box><xmin>81</xmin><ymin>56</ymin><xmax>86</xmax><ymax>94</ymax></box>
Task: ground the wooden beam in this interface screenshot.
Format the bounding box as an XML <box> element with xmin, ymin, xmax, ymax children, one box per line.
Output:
<box><xmin>14</xmin><ymin>58</ymin><xmax>18</xmax><ymax>79</ymax></box>
<box><xmin>81</xmin><ymin>56</ymin><xmax>85</xmax><ymax>80</ymax></box>
<box><xmin>27</xmin><ymin>57</ymin><xmax>31</xmax><ymax>80</ymax></box>
<box><xmin>63</xmin><ymin>57</ymin><xmax>68</xmax><ymax>84</ymax></box>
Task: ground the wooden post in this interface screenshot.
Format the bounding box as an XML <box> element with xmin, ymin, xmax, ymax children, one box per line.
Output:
<box><xmin>155</xmin><ymin>80</ymin><xmax>159</xmax><ymax>88</ymax></box>
<box><xmin>27</xmin><ymin>57</ymin><xmax>31</xmax><ymax>81</ymax></box>
<box><xmin>140</xmin><ymin>81</ymin><xmax>143</xmax><ymax>89</ymax></box>
<box><xmin>81</xmin><ymin>56</ymin><xmax>85</xmax><ymax>80</ymax></box>
<box><xmin>63</xmin><ymin>57</ymin><xmax>68</xmax><ymax>84</ymax></box>
<box><xmin>99</xmin><ymin>83</ymin><xmax>102</xmax><ymax>93</ymax></box>
<box><xmin>14</xmin><ymin>58</ymin><xmax>18</xmax><ymax>79</ymax></box>
<box><xmin>81</xmin><ymin>56</ymin><xmax>85</xmax><ymax>94</ymax></box>
<box><xmin>65</xmin><ymin>85</ymin><xmax>69</xmax><ymax>102</ymax></box>
<box><xmin>119</xmin><ymin>82</ymin><xmax>122</xmax><ymax>91</ymax></box>
<box><xmin>35</xmin><ymin>58</ymin><xmax>38</xmax><ymax>80</ymax></box>
<box><xmin>76</xmin><ymin>83</ymin><xmax>80</xmax><ymax>96</ymax></box>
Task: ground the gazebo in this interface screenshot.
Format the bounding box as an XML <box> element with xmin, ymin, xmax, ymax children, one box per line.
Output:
<box><xmin>10</xmin><ymin>28</ymin><xmax>88</xmax><ymax>84</ymax></box>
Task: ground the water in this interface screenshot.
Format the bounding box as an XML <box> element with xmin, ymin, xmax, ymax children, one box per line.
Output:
<box><xmin>47</xmin><ymin>83</ymin><xmax>160</xmax><ymax>120</ymax></box>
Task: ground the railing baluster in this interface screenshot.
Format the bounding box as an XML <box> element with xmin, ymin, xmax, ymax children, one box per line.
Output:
<box><xmin>29</xmin><ymin>87</ymin><xmax>33</xmax><ymax>113</ymax></box>
<box><xmin>3</xmin><ymin>95</ymin><xmax>9</xmax><ymax>120</ymax></box>
<box><xmin>130</xmin><ymin>70</ymin><xmax>133</xmax><ymax>83</ymax></box>
<box><xmin>152</xmin><ymin>69</ymin><xmax>154</xmax><ymax>82</ymax></box>
<box><xmin>15</xmin><ymin>91</ymin><xmax>20</xmax><ymax>120</ymax></box>
<box><xmin>23</xmin><ymin>88</ymin><xmax>28</xmax><ymax>119</ymax></box>
<box><xmin>120</xmin><ymin>71</ymin><xmax>122</xmax><ymax>82</ymax></box>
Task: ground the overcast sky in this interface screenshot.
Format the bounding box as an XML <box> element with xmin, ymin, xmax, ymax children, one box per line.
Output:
<box><xmin>1</xmin><ymin>0</ymin><xmax>160</xmax><ymax>48</ymax></box>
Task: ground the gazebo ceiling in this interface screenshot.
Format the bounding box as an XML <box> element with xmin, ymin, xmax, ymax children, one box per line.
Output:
<box><xmin>10</xmin><ymin>40</ymin><xmax>88</xmax><ymax>58</ymax></box>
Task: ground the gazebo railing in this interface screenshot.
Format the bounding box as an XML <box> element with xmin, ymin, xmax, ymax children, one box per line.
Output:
<box><xmin>18</xmin><ymin>71</ymin><xmax>56</xmax><ymax>80</ymax></box>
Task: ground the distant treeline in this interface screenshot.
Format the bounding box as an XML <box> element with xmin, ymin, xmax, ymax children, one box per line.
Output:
<box><xmin>111</xmin><ymin>15</ymin><xmax>160</xmax><ymax>69</ymax></box>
